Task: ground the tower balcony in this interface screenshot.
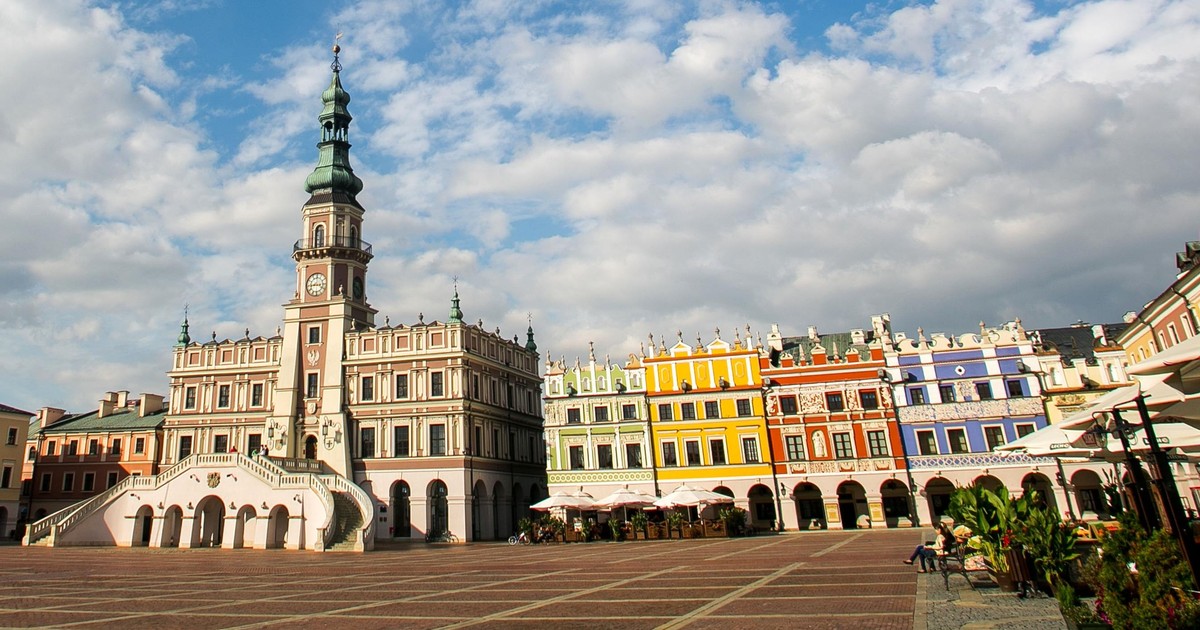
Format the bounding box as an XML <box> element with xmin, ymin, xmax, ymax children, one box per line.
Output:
<box><xmin>293</xmin><ymin>236</ymin><xmax>373</xmax><ymax>261</ymax></box>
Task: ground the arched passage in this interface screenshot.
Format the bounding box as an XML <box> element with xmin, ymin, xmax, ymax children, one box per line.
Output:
<box><xmin>492</xmin><ymin>481</ymin><xmax>506</xmax><ymax>539</ymax></box>
<box><xmin>1072</xmin><ymin>469</ymin><xmax>1108</xmax><ymax>517</ymax></box>
<box><xmin>511</xmin><ymin>482</ymin><xmax>524</xmax><ymax>528</ymax></box>
<box><xmin>233</xmin><ymin>505</ymin><xmax>257</xmax><ymax>549</ymax></box>
<box><xmin>428</xmin><ymin>480</ymin><xmax>449</xmax><ymax>538</ymax></box>
<box><xmin>974</xmin><ymin>475</ymin><xmax>1005</xmax><ymax>494</ymax></box>
<box><xmin>1021</xmin><ymin>472</ymin><xmax>1058</xmax><ymax>514</ymax></box>
<box><xmin>747</xmin><ymin>484</ymin><xmax>776</xmax><ymax>530</ymax></box>
<box><xmin>791</xmin><ymin>483</ymin><xmax>824</xmax><ymax>530</ymax></box>
<box><xmin>391</xmin><ymin>480</ymin><xmax>411</xmax><ymax>538</ymax></box>
<box><xmin>305</xmin><ymin>435</ymin><xmax>318</xmax><ymax>459</ymax></box>
<box><xmin>472</xmin><ymin>480</ymin><xmax>487</xmax><ymax>540</ymax></box>
<box><xmin>924</xmin><ymin>478</ymin><xmax>955</xmax><ymax>521</ymax></box>
<box><xmin>266</xmin><ymin>505</ymin><xmax>290</xmax><ymax>549</ymax></box>
<box><xmin>160</xmin><ymin>506</ymin><xmax>183</xmax><ymax>547</ymax></box>
<box><xmin>837</xmin><ymin>481</ymin><xmax>868</xmax><ymax>529</ymax></box>
<box><xmin>131</xmin><ymin>505</ymin><xmax>154</xmax><ymax>546</ymax></box>
<box><xmin>191</xmin><ymin>496</ymin><xmax>225</xmax><ymax>548</ymax></box>
<box><xmin>0</xmin><ymin>506</ymin><xmax>8</xmax><ymax>541</ymax></box>
<box><xmin>880</xmin><ymin>479</ymin><xmax>911</xmax><ymax>528</ymax></box>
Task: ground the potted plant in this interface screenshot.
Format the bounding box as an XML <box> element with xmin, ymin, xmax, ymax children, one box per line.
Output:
<box><xmin>517</xmin><ymin>516</ymin><xmax>534</xmax><ymax>541</ymax></box>
<box><xmin>1089</xmin><ymin>512</ymin><xmax>1200</xmax><ymax>629</ymax></box>
<box><xmin>666</xmin><ymin>511</ymin><xmax>685</xmax><ymax>539</ymax></box>
<box><xmin>630</xmin><ymin>511</ymin><xmax>648</xmax><ymax>540</ymax></box>
<box><xmin>608</xmin><ymin>518</ymin><xmax>622</xmax><ymax>541</ymax></box>
<box><xmin>719</xmin><ymin>506</ymin><xmax>746</xmax><ymax>537</ymax></box>
<box><xmin>1057</xmin><ymin>583</ymin><xmax>1110</xmax><ymax>630</ymax></box>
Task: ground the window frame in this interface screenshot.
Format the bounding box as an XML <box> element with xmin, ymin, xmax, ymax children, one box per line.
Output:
<box><xmin>704</xmin><ymin>400</ymin><xmax>720</xmax><ymax>418</ymax></box>
<box><xmin>866</xmin><ymin>430</ymin><xmax>888</xmax><ymax>457</ymax></box>
<box><xmin>740</xmin><ymin>436</ymin><xmax>761</xmax><ymax>463</ymax></box>
<box><xmin>393</xmin><ymin>425</ymin><xmax>410</xmax><ymax>457</ymax></box>
<box><xmin>938</xmin><ymin>383</ymin><xmax>956</xmax><ymax>403</ymax></box>
<box><xmin>736</xmin><ymin>399</ymin><xmax>752</xmax><ymax>417</ymax></box>
<box><xmin>785</xmin><ymin>434</ymin><xmax>805</xmax><ymax>460</ymax></box>
<box><xmin>568</xmin><ymin>445</ymin><xmax>585</xmax><ymax>470</ymax></box>
<box><xmin>661</xmin><ymin>441</ymin><xmax>678</xmax><ymax>467</ymax></box>
<box><xmin>825</xmin><ymin>392</ymin><xmax>845</xmax><ymax>413</ymax></box>
<box><xmin>658</xmin><ymin>403</ymin><xmax>673</xmax><ymax>421</ymax></box>
<box><xmin>596</xmin><ymin>443</ymin><xmax>614</xmax><ymax>469</ymax></box>
<box><xmin>361</xmin><ymin>376</ymin><xmax>374</xmax><ymax>402</ymax></box>
<box><xmin>908</xmin><ymin>387</ymin><xmax>926</xmax><ymax>405</ymax></box>
<box><xmin>684</xmin><ymin>439</ymin><xmax>702</xmax><ymax>466</ymax></box>
<box><xmin>709</xmin><ymin>437</ymin><xmax>727</xmax><ymax>465</ymax></box>
<box><xmin>832</xmin><ymin>432</ymin><xmax>854</xmax><ymax>459</ymax></box>
<box><xmin>947</xmin><ymin>427</ymin><xmax>969</xmax><ymax>454</ymax></box>
<box><xmin>430</xmin><ymin>372</ymin><xmax>445</xmax><ymax>397</ymax></box>
<box><xmin>360</xmin><ymin>426</ymin><xmax>376</xmax><ymax>458</ymax></box>
<box><xmin>859</xmin><ymin>391</ymin><xmax>879</xmax><ymax>410</ymax></box>
<box><xmin>983</xmin><ymin>425</ymin><xmax>1006</xmax><ymax>451</ymax></box>
<box><xmin>625</xmin><ymin>443</ymin><xmax>643</xmax><ymax>468</ymax></box>
<box><xmin>429</xmin><ymin>424</ymin><xmax>446</xmax><ymax>456</ymax></box>
<box><xmin>916</xmin><ymin>429</ymin><xmax>938</xmax><ymax>456</ymax></box>
<box><xmin>975</xmin><ymin>381</ymin><xmax>994</xmax><ymax>401</ymax></box>
<box><xmin>1015</xmin><ymin>423</ymin><xmax>1036</xmax><ymax>439</ymax></box>
<box><xmin>395</xmin><ymin>373</ymin><xmax>409</xmax><ymax>399</ymax></box>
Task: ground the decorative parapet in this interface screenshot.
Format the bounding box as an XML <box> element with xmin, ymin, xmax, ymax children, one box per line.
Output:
<box><xmin>548</xmin><ymin>470</ymin><xmax>654</xmax><ymax>485</ymax></box>
<box><xmin>907</xmin><ymin>452</ymin><xmax>1056</xmax><ymax>470</ymax></box>
<box><xmin>897</xmin><ymin>397</ymin><xmax>1044</xmax><ymax>423</ymax></box>
<box><xmin>787</xmin><ymin>458</ymin><xmax>895</xmax><ymax>474</ymax></box>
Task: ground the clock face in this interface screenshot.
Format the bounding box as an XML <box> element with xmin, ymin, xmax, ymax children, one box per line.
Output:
<box><xmin>306</xmin><ymin>273</ymin><xmax>327</xmax><ymax>296</ymax></box>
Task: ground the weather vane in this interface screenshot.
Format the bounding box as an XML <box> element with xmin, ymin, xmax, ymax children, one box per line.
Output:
<box><xmin>332</xmin><ymin>31</ymin><xmax>343</xmax><ymax>72</ymax></box>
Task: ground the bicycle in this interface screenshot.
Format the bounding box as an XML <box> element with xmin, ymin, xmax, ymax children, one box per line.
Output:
<box><xmin>425</xmin><ymin>530</ymin><xmax>459</xmax><ymax>543</ymax></box>
<box><xmin>508</xmin><ymin>531</ymin><xmax>531</xmax><ymax>545</ymax></box>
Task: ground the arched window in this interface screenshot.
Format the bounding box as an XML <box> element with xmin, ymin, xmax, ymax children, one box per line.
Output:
<box><xmin>313</xmin><ymin>224</ymin><xmax>325</xmax><ymax>247</ymax></box>
<box><xmin>350</xmin><ymin>225</ymin><xmax>359</xmax><ymax>247</ymax></box>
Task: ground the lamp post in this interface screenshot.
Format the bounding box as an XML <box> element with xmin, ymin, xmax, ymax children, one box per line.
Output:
<box><xmin>878</xmin><ymin>368</ymin><xmax>921</xmax><ymax>528</ymax></box>
<box><xmin>1017</xmin><ymin>361</ymin><xmax>1078</xmax><ymax>520</ymax></box>
<box><xmin>1095</xmin><ymin>409</ymin><xmax>1158</xmax><ymax>531</ymax></box>
<box><xmin>760</xmin><ymin>377</ymin><xmax>784</xmax><ymax>532</ymax></box>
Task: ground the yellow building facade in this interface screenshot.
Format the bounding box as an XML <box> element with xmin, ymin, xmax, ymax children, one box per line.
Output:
<box><xmin>643</xmin><ymin>333</ymin><xmax>779</xmax><ymax>528</ymax></box>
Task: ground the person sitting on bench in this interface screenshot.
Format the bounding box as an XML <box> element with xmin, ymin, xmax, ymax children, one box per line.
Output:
<box><xmin>904</xmin><ymin>524</ymin><xmax>952</xmax><ymax>573</ymax></box>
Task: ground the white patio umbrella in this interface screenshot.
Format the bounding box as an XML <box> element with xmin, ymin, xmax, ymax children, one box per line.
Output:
<box><xmin>1059</xmin><ymin>373</ymin><xmax>1196</xmax><ymax>429</ymax></box>
<box><xmin>1125</xmin><ymin>334</ymin><xmax>1200</xmax><ymax>377</ymax></box>
<box><xmin>653</xmin><ymin>485</ymin><xmax>735</xmax><ymax>508</ymax></box>
<box><xmin>531</xmin><ymin>491</ymin><xmax>595</xmax><ymax>511</ymax></box>
<box><xmin>995</xmin><ymin>421</ymin><xmax>1121</xmax><ymax>461</ymax></box>
<box><xmin>593</xmin><ymin>488</ymin><xmax>658</xmax><ymax>522</ymax></box>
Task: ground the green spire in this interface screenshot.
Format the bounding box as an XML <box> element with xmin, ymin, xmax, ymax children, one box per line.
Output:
<box><xmin>525</xmin><ymin>316</ymin><xmax>537</xmax><ymax>352</ymax></box>
<box><xmin>448</xmin><ymin>288</ymin><xmax>463</xmax><ymax>324</ymax></box>
<box><xmin>304</xmin><ymin>44</ymin><xmax>364</xmax><ymax>196</ymax></box>
<box><xmin>176</xmin><ymin>314</ymin><xmax>191</xmax><ymax>347</ymax></box>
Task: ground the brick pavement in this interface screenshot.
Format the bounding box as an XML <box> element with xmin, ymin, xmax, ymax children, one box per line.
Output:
<box><xmin>0</xmin><ymin>530</ymin><xmax>922</xmax><ymax>629</ymax></box>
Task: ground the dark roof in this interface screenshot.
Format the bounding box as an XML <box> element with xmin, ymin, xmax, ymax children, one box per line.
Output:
<box><xmin>40</xmin><ymin>407</ymin><xmax>166</xmax><ymax>434</ymax></box>
<box><xmin>0</xmin><ymin>403</ymin><xmax>34</xmax><ymax>416</ymax></box>
<box><xmin>1034</xmin><ymin>323</ymin><xmax>1129</xmax><ymax>363</ymax></box>
<box><xmin>781</xmin><ymin>329</ymin><xmax>878</xmax><ymax>361</ymax></box>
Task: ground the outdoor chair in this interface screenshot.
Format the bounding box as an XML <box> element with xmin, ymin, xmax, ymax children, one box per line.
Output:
<box><xmin>937</xmin><ymin>539</ymin><xmax>985</xmax><ymax>591</ymax></box>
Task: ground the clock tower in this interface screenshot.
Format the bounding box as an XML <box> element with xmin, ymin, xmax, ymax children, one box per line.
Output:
<box><xmin>272</xmin><ymin>44</ymin><xmax>375</xmax><ymax>476</ymax></box>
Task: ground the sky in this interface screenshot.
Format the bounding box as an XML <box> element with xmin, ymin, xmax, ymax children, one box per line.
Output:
<box><xmin>2</xmin><ymin>0</ymin><xmax>1199</xmax><ymax>412</ymax></box>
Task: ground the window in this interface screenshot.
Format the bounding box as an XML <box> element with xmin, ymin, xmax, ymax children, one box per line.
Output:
<box><xmin>736</xmin><ymin>399</ymin><xmax>752</xmax><ymax>417</ymax></box>
<box><xmin>394</xmin><ymin>426</ymin><xmax>410</xmax><ymax>457</ymax></box>
<box><xmin>685</xmin><ymin>440</ymin><xmax>702</xmax><ymax>466</ymax></box>
<box><xmin>27</xmin><ymin>446</ymin><xmax>35</xmax><ymax>460</ymax></box>
<box><xmin>569</xmin><ymin>445</ymin><xmax>585</xmax><ymax>470</ymax></box>
<box><xmin>975</xmin><ymin>382</ymin><xmax>993</xmax><ymax>401</ymax></box>
<box><xmin>705</xmin><ymin>400</ymin><xmax>721</xmax><ymax>418</ymax></box>
<box><xmin>66</xmin><ymin>441</ymin><xmax>78</xmax><ymax>456</ymax></box>
<box><xmin>1005</xmin><ymin>380</ymin><xmax>1023</xmax><ymax>398</ymax></box>
<box><xmin>1016</xmin><ymin>423</ymin><xmax>1036</xmax><ymax>439</ymax></box>
<box><xmin>430</xmin><ymin>372</ymin><xmax>444</xmax><ymax>397</ymax></box>
<box><xmin>741</xmin><ymin>437</ymin><xmax>760</xmax><ymax>463</ymax></box>
<box><xmin>909</xmin><ymin>388</ymin><xmax>926</xmax><ymax>405</ymax></box>
<box><xmin>867</xmin><ymin>430</ymin><xmax>888</xmax><ymax>457</ymax></box>
<box><xmin>661</xmin><ymin>442</ymin><xmax>678</xmax><ymax>467</ymax></box>
<box><xmin>360</xmin><ymin>427</ymin><xmax>376</xmax><ymax>458</ymax></box>
<box><xmin>939</xmin><ymin>384</ymin><xmax>956</xmax><ymax>403</ymax></box>
<box><xmin>106</xmin><ymin>472</ymin><xmax>118</xmax><ymax>489</ymax></box>
<box><xmin>361</xmin><ymin>376</ymin><xmax>374</xmax><ymax>402</ymax></box>
<box><xmin>709</xmin><ymin>438</ymin><xmax>726</xmax><ymax>465</ymax></box>
<box><xmin>779</xmin><ymin>396</ymin><xmax>798</xmax><ymax>415</ymax></box>
<box><xmin>313</xmin><ymin>224</ymin><xmax>325</xmax><ymax>247</ymax></box>
<box><xmin>826</xmin><ymin>393</ymin><xmax>845</xmax><ymax>412</ymax></box>
<box><xmin>248</xmin><ymin>434</ymin><xmax>261</xmax><ymax>454</ymax></box>
<box><xmin>785</xmin><ymin>435</ymin><xmax>805</xmax><ymax>460</ymax></box>
<box><xmin>625</xmin><ymin>443</ymin><xmax>643</xmax><ymax>468</ymax></box>
<box><xmin>594</xmin><ymin>407</ymin><xmax>609</xmax><ymax>422</ymax></box>
<box><xmin>1</xmin><ymin>465</ymin><xmax>11</xmax><ymax>489</ymax></box>
<box><xmin>429</xmin><ymin>425</ymin><xmax>446</xmax><ymax>456</ymax></box>
<box><xmin>46</xmin><ymin>440</ymin><xmax>56</xmax><ymax>456</ymax></box>
<box><xmin>134</xmin><ymin>437</ymin><xmax>145</xmax><ymax>454</ymax></box>
<box><xmin>251</xmin><ymin>383</ymin><xmax>263</xmax><ymax>407</ymax></box>
<box><xmin>6</xmin><ymin>428</ymin><xmax>16</xmax><ymax>445</ymax></box>
<box><xmin>179</xmin><ymin>435</ymin><xmax>193</xmax><ymax>459</ymax></box>
<box><xmin>396</xmin><ymin>374</ymin><xmax>409</xmax><ymax>399</ymax></box>
<box><xmin>567</xmin><ymin>408</ymin><xmax>581</xmax><ymax>424</ymax></box>
<box><xmin>88</xmin><ymin>439</ymin><xmax>99</xmax><ymax>455</ymax></box>
<box><xmin>308</xmin><ymin>326</ymin><xmax>320</xmax><ymax>344</ymax></box>
<box><xmin>63</xmin><ymin>472</ymin><xmax>75</xmax><ymax>492</ymax></box>
<box><xmin>622</xmin><ymin>404</ymin><xmax>638</xmax><ymax>420</ymax></box>
<box><xmin>82</xmin><ymin>472</ymin><xmax>95</xmax><ymax>492</ymax></box>
<box><xmin>680</xmin><ymin>403</ymin><xmax>696</xmax><ymax>420</ymax></box>
<box><xmin>833</xmin><ymin>432</ymin><xmax>854</xmax><ymax>459</ymax></box>
<box><xmin>218</xmin><ymin>384</ymin><xmax>231</xmax><ymax>408</ymax></box>
<box><xmin>40</xmin><ymin>473</ymin><xmax>51</xmax><ymax>492</ymax></box>
<box><xmin>947</xmin><ymin>428</ymin><xmax>968</xmax><ymax>454</ymax></box>
<box><xmin>916</xmin><ymin>430</ymin><xmax>937</xmax><ymax>455</ymax></box>
<box><xmin>859</xmin><ymin>391</ymin><xmax>878</xmax><ymax>410</ymax></box>
<box><xmin>984</xmin><ymin>426</ymin><xmax>1006</xmax><ymax>451</ymax></box>
<box><xmin>184</xmin><ymin>386</ymin><xmax>197</xmax><ymax>409</ymax></box>
<box><xmin>658</xmin><ymin>403</ymin><xmax>673</xmax><ymax>421</ymax></box>
<box><xmin>110</xmin><ymin>439</ymin><xmax>121</xmax><ymax>456</ymax></box>
<box><xmin>214</xmin><ymin>434</ymin><xmax>229</xmax><ymax>454</ymax></box>
<box><xmin>306</xmin><ymin>373</ymin><xmax>319</xmax><ymax>398</ymax></box>
<box><xmin>597</xmin><ymin>444</ymin><xmax>613</xmax><ymax>469</ymax></box>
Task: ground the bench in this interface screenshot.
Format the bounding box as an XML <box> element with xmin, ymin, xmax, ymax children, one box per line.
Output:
<box><xmin>937</xmin><ymin>540</ymin><xmax>985</xmax><ymax>591</ymax></box>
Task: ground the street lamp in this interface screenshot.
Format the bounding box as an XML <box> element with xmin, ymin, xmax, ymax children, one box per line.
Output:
<box><xmin>1131</xmin><ymin>394</ymin><xmax>1200</xmax><ymax>586</ymax></box>
<box><xmin>878</xmin><ymin>368</ymin><xmax>921</xmax><ymax>528</ymax></box>
<box><xmin>760</xmin><ymin>377</ymin><xmax>785</xmax><ymax>532</ymax></box>
<box><xmin>1089</xmin><ymin>410</ymin><xmax>1157</xmax><ymax>531</ymax></box>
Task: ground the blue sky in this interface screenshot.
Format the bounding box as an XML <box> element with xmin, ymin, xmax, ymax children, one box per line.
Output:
<box><xmin>2</xmin><ymin>0</ymin><xmax>1199</xmax><ymax>411</ymax></box>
